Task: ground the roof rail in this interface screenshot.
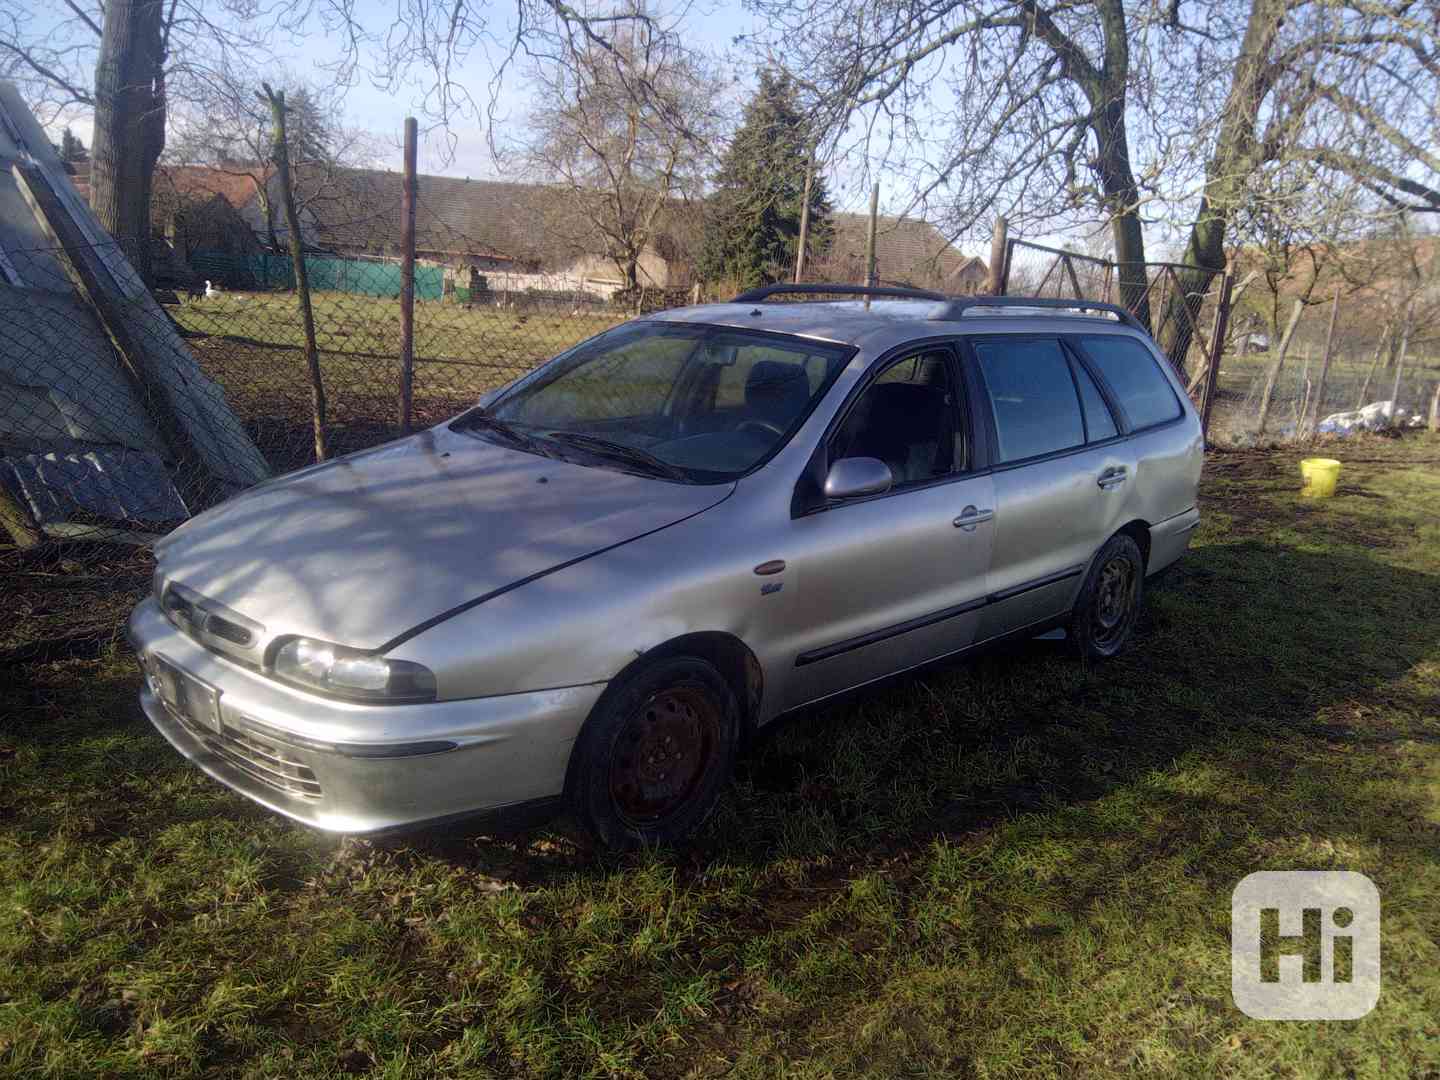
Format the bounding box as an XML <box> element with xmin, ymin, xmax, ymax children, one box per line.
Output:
<box><xmin>731</xmin><ymin>283</ymin><xmax>949</xmax><ymax>303</ymax></box>
<box><xmin>930</xmin><ymin>296</ymin><xmax>1147</xmax><ymax>332</ymax></box>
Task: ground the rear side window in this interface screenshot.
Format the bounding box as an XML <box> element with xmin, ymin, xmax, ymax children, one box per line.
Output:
<box><xmin>973</xmin><ymin>339</ymin><xmax>1085</xmax><ymax>462</ymax></box>
<box><xmin>1071</xmin><ymin>358</ymin><xmax>1118</xmax><ymax>441</ymax></box>
<box><xmin>1077</xmin><ymin>336</ymin><xmax>1182</xmax><ymax>429</ymax></box>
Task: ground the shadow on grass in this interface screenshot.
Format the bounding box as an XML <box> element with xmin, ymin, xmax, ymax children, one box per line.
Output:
<box><xmin>4</xmin><ymin>535</ymin><xmax>1434</xmax><ymax>884</ymax></box>
<box><xmin>365</xmin><ymin>536</ymin><xmax>1439</xmax><ymax>883</ymax></box>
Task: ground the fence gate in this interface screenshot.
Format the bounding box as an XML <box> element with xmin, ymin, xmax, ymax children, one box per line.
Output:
<box><xmin>1001</xmin><ymin>238</ymin><xmax>1227</xmax><ymax>386</ymax></box>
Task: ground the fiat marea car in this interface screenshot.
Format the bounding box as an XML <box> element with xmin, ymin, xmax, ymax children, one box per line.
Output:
<box><xmin>128</xmin><ymin>286</ymin><xmax>1202</xmax><ymax>849</ymax></box>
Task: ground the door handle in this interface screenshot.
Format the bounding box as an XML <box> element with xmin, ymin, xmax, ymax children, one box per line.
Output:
<box><xmin>1097</xmin><ymin>466</ymin><xmax>1128</xmax><ymax>490</ymax></box>
<box><xmin>953</xmin><ymin>506</ymin><xmax>994</xmax><ymax>531</ymax></box>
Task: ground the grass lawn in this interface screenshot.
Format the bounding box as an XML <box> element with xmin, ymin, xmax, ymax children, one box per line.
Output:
<box><xmin>3</xmin><ymin>435</ymin><xmax>1440</xmax><ymax>1078</ymax></box>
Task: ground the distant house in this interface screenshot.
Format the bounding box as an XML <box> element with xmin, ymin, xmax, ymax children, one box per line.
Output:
<box><xmin>152</xmin><ymin>165</ymin><xmax>265</xmax><ymax>259</ymax></box>
<box><xmin>253</xmin><ymin>166</ymin><xmax>696</xmax><ymax>297</ymax></box>
<box><xmin>820</xmin><ymin>214</ymin><xmax>989</xmax><ymax>294</ymax></box>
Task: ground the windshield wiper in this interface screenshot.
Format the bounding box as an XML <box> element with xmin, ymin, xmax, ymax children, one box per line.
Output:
<box><xmin>456</xmin><ymin>410</ymin><xmax>550</xmax><ymax>455</ymax></box>
<box><xmin>545</xmin><ymin>431</ymin><xmax>689</xmax><ymax>481</ymax></box>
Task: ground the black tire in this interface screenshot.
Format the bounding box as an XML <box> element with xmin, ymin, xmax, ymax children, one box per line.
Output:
<box><xmin>566</xmin><ymin>656</ymin><xmax>739</xmax><ymax>851</ymax></box>
<box><xmin>1068</xmin><ymin>533</ymin><xmax>1146</xmax><ymax>661</ymax></box>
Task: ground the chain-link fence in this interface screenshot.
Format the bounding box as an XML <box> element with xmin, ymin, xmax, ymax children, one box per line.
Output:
<box><xmin>0</xmin><ymin>239</ymin><xmax>666</xmax><ymax>657</ymax></box>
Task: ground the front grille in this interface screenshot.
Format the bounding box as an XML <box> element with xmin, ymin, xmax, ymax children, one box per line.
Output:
<box><xmin>206</xmin><ymin>721</ymin><xmax>323</xmax><ymax>801</ymax></box>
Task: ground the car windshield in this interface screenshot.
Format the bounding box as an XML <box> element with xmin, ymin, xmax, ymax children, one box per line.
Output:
<box><xmin>459</xmin><ymin>322</ymin><xmax>851</xmax><ymax>482</ymax></box>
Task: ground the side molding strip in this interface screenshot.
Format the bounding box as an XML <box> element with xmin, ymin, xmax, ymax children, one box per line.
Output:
<box><xmin>795</xmin><ymin>563</ymin><xmax>1086</xmax><ymax>667</ymax></box>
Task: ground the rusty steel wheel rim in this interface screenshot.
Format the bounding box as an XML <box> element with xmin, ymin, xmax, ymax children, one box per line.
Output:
<box><xmin>1092</xmin><ymin>555</ymin><xmax>1138</xmax><ymax>650</ymax></box>
<box><xmin>609</xmin><ymin>685</ymin><xmax>720</xmax><ymax>825</ymax></box>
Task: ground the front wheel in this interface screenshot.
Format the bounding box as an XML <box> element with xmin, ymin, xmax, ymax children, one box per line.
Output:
<box><xmin>1068</xmin><ymin>533</ymin><xmax>1145</xmax><ymax>661</ymax></box>
<box><xmin>566</xmin><ymin>656</ymin><xmax>739</xmax><ymax>851</ymax></box>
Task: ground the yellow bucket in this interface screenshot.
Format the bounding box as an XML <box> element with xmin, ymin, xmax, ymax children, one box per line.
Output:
<box><xmin>1300</xmin><ymin>457</ymin><xmax>1341</xmax><ymax>498</ymax></box>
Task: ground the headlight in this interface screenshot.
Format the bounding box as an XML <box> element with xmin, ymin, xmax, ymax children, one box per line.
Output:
<box><xmin>272</xmin><ymin>638</ymin><xmax>437</xmax><ymax>703</ymax></box>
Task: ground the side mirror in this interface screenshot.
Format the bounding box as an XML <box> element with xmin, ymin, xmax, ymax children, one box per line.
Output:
<box><xmin>824</xmin><ymin>457</ymin><xmax>893</xmax><ymax>500</ymax></box>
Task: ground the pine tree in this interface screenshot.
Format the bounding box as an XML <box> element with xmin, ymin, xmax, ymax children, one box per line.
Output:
<box><xmin>699</xmin><ymin>70</ymin><xmax>829</xmax><ymax>288</ymax></box>
<box><xmin>59</xmin><ymin>127</ymin><xmax>89</xmax><ymax>163</ymax></box>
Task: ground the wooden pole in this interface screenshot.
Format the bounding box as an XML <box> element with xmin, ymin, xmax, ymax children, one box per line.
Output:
<box><xmin>1387</xmin><ymin>301</ymin><xmax>1414</xmax><ymax>429</ymax></box>
<box><xmin>1305</xmin><ymin>292</ymin><xmax>1341</xmax><ymax>441</ymax></box>
<box><xmin>987</xmin><ymin>215</ymin><xmax>1008</xmax><ymax>295</ymax></box>
<box><xmin>1256</xmin><ymin>299</ymin><xmax>1305</xmax><ymax>438</ymax></box>
<box><xmin>793</xmin><ymin>148</ymin><xmax>813</xmax><ymax>284</ymax></box>
<box><xmin>863</xmin><ymin>182</ymin><xmax>879</xmax><ymax>309</ymax></box>
<box><xmin>1199</xmin><ymin>269</ymin><xmax>1233</xmax><ymax>441</ymax></box>
<box><xmin>264</xmin><ymin>83</ymin><xmax>328</xmax><ymax>462</ymax></box>
<box><xmin>1295</xmin><ymin>347</ymin><xmax>1311</xmax><ymax>430</ymax></box>
<box><xmin>398</xmin><ymin>116</ymin><xmax>417</xmax><ymax>435</ymax></box>
<box><xmin>1356</xmin><ymin>324</ymin><xmax>1390</xmax><ymax>408</ymax></box>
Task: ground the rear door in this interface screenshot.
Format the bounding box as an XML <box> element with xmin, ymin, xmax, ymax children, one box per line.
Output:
<box><xmin>781</xmin><ymin>345</ymin><xmax>995</xmax><ymax>708</ymax></box>
<box><xmin>1070</xmin><ymin>333</ymin><xmax>1198</xmax><ymax>528</ymax></box>
<box><xmin>965</xmin><ymin>335</ymin><xmax>1136</xmax><ymax>640</ymax></box>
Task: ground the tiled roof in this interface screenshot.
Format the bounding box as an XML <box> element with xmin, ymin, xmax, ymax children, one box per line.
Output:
<box><xmin>826</xmin><ymin>213</ymin><xmax>986</xmax><ymax>288</ymax></box>
<box><xmin>155</xmin><ymin>164</ymin><xmax>270</xmax><ymax>210</ymax></box>
<box><xmin>283</xmin><ymin>167</ymin><xmax>553</xmax><ymax>262</ymax></box>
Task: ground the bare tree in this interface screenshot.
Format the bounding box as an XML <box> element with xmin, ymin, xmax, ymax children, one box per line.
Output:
<box><xmin>746</xmin><ymin>0</ymin><xmax>1440</xmax><ymax>371</ymax></box>
<box><xmin>517</xmin><ymin>7</ymin><xmax>722</xmax><ymax>292</ymax></box>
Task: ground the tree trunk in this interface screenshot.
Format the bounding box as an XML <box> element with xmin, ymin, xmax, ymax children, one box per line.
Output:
<box><xmin>1159</xmin><ymin>0</ymin><xmax>1287</xmax><ymax>374</ymax></box>
<box><xmin>90</xmin><ymin>0</ymin><xmax>166</xmax><ymax>283</ymax></box>
<box><xmin>264</xmin><ymin>84</ymin><xmax>328</xmax><ymax>462</ymax></box>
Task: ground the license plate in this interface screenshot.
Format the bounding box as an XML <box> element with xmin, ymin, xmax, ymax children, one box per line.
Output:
<box><xmin>149</xmin><ymin>655</ymin><xmax>223</xmax><ymax>736</ymax></box>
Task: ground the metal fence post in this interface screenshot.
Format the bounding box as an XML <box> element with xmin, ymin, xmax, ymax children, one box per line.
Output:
<box><xmin>398</xmin><ymin>116</ymin><xmax>418</xmax><ymax>435</ymax></box>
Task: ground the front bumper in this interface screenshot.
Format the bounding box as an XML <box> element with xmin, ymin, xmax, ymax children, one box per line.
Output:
<box><xmin>126</xmin><ymin>598</ymin><xmax>605</xmax><ymax>832</ymax></box>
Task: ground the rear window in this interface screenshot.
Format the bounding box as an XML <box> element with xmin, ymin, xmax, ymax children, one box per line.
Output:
<box><xmin>973</xmin><ymin>339</ymin><xmax>1084</xmax><ymax>462</ymax></box>
<box><xmin>1076</xmin><ymin>336</ymin><xmax>1182</xmax><ymax>429</ymax></box>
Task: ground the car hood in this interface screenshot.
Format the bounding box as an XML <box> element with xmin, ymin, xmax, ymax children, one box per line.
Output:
<box><xmin>155</xmin><ymin>425</ymin><xmax>732</xmax><ymax>650</ymax></box>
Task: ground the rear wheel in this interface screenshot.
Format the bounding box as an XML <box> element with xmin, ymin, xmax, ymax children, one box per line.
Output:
<box><xmin>567</xmin><ymin>656</ymin><xmax>739</xmax><ymax>850</ymax></box>
<box><xmin>1069</xmin><ymin>533</ymin><xmax>1145</xmax><ymax>661</ymax></box>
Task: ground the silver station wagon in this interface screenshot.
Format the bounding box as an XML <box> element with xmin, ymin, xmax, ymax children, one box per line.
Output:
<box><xmin>128</xmin><ymin>287</ymin><xmax>1202</xmax><ymax>849</ymax></box>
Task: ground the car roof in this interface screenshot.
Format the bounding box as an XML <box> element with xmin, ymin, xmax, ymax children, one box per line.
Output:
<box><xmin>648</xmin><ymin>299</ymin><xmax>1154</xmax><ymax>352</ymax></box>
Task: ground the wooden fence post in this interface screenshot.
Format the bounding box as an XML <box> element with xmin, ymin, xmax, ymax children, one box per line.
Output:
<box><xmin>398</xmin><ymin>116</ymin><xmax>417</xmax><ymax>435</ymax></box>
<box><xmin>863</xmin><ymin>183</ymin><xmax>879</xmax><ymax>309</ymax></box>
<box><xmin>1305</xmin><ymin>292</ymin><xmax>1341</xmax><ymax>441</ymax></box>
<box><xmin>987</xmin><ymin>216</ymin><xmax>1008</xmax><ymax>295</ymax></box>
<box><xmin>1387</xmin><ymin>300</ymin><xmax>1415</xmax><ymax>428</ymax></box>
<box><xmin>263</xmin><ymin>83</ymin><xmax>327</xmax><ymax>462</ymax></box>
<box><xmin>1199</xmin><ymin>269</ymin><xmax>1233</xmax><ymax>441</ymax></box>
<box><xmin>793</xmin><ymin>148</ymin><xmax>813</xmax><ymax>285</ymax></box>
<box><xmin>1256</xmin><ymin>299</ymin><xmax>1305</xmax><ymax>438</ymax></box>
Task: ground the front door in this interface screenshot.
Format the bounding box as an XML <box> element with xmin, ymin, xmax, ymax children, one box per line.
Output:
<box><xmin>779</xmin><ymin>347</ymin><xmax>995</xmax><ymax>708</ymax></box>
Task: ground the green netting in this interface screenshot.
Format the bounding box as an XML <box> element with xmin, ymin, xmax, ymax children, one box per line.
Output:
<box><xmin>189</xmin><ymin>252</ymin><xmax>442</xmax><ymax>300</ymax></box>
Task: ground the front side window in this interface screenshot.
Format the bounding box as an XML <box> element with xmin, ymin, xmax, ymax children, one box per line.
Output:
<box><xmin>973</xmin><ymin>338</ymin><xmax>1085</xmax><ymax>462</ymax></box>
<box><xmin>831</xmin><ymin>350</ymin><xmax>960</xmax><ymax>487</ymax></box>
<box><xmin>1076</xmin><ymin>335</ymin><xmax>1182</xmax><ymax>429</ymax></box>
<box><xmin>467</xmin><ymin>322</ymin><xmax>850</xmax><ymax>482</ymax></box>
